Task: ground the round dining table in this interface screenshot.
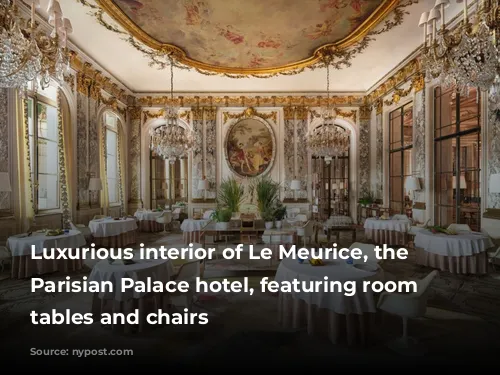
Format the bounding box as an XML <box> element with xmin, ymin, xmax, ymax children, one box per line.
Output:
<box><xmin>134</xmin><ymin>210</ymin><xmax>166</xmax><ymax>232</ymax></box>
<box><xmin>180</xmin><ymin>219</ymin><xmax>210</xmax><ymax>244</ymax></box>
<box><xmin>7</xmin><ymin>230</ymin><xmax>86</xmax><ymax>279</ymax></box>
<box><xmin>89</xmin><ymin>255</ymin><xmax>174</xmax><ymax>332</ymax></box>
<box><xmin>414</xmin><ymin>229</ymin><xmax>493</xmax><ymax>274</ymax></box>
<box><xmin>364</xmin><ymin>217</ymin><xmax>410</xmax><ymax>246</ymax></box>
<box><xmin>88</xmin><ymin>217</ymin><xmax>138</xmax><ymax>247</ymax></box>
<box><xmin>275</xmin><ymin>256</ymin><xmax>382</xmax><ymax>345</ymax></box>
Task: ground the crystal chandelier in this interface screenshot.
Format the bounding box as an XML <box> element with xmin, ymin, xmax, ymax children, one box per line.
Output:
<box><xmin>306</xmin><ymin>58</ymin><xmax>349</xmax><ymax>162</ymax></box>
<box><xmin>0</xmin><ymin>0</ymin><xmax>72</xmax><ymax>89</ymax></box>
<box><xmin>149</xmin><ymin>56</ymin><xmax>193</xmax><ymax>163</ymax></box>
<box><xmin>419</xmin><ymin>0</ymin><xmax>499</xmax><ymax>95</ymax></box>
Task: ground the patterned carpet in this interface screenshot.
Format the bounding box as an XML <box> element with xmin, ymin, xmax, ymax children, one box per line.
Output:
<box><xmin>1</xmin><ymin>229</ymin><xmax>500</xmax><ymax>362</ymax></box>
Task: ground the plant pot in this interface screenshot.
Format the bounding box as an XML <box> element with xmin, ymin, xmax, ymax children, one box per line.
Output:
<box><xmin>275</xmin><ymin>220</ymin><xmax>282</xmax><ymax>229</ymax></box>
<box><xmin>216</xmin><ymin>221</ymin><xmax>229</xmax><ymax>230</ymax></box>
<box><xmin>265</xmin><ymin>221</ymin><xmax>274</xmax><ymax>229</ymax></box>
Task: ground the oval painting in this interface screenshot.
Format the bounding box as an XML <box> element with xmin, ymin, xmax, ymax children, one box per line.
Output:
<box><xmin>225</xmin><ymin>118</ymin><xmax>275</xmax><ymax>178</ymax></box>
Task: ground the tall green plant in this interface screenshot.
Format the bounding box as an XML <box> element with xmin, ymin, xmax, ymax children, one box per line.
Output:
<box><xmin>216</xmin><ymin>177</ymin><xmax>245</xmax><ymax>213</ymax></box>
<box><xmin>249</xmin><ymin>176</ymin><xmax>281</xmax><ymax>213</ymax></box>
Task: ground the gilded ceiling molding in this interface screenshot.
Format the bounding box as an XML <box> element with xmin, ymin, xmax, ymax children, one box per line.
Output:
<box><xmin>142</xmin><ymin>109</ymin><xmax>190</xmax><ymax>123</ymax></box>
<box><xmin>63</xmin><ymin>73</ymin><xmax>75</xmax><ymax>91</ymax></box>
<box><xmin>137</xmin><ymin>95</ymin><xmax>364</xmax><ymax>108</ymax></box>
<box><xmin>366</xmin><ymin>58</ymin><xmax>421</xmax><ymax>104</ymax></box>
<box><xmin>375</xmin><ymin>99</ymin><xmax>383</xmax><ymax>115</ymax></box>
<box><xmin>79</xmin><ymin>0</ymin><xmax>417</xmax><ymax>77</ymax></box>
<box><xmin>204</xmin><ymin>107</ymin><xmax>217</xmax><ymax>121</ymax></box>
<box><xmin>127</xmin><ymin>106</ymin><xmax>142</xmax><ymax>121</ymax></box>
<box><xmin>69</xmin><ymin>50</ymin><xmax>133</xmax><ymax>104</ymax></box>
<box><xmin>309</xmin><ymin>109</ymin><xmax>358</xmax><ymax>123</ymax></box>
<box><xmin>99</xmin><ymin>94</ymin><xmax>126</xmax><ymax>117</ymax></box>
<box><xmin>283</xmin><ymin>107</ymin><xmax>295</xmax><ymax>121</ymax></box>
<box><xmin>359</xmin><ymin>105</ymin><xmax>372</xmax><ymax>120</ymax></box>
<box><xmin>222</xmin><ymin>107</ymin><xmax>277</xmax><ymax>125</ymax></box>
<box><xmin>383</xmin><ymin>72</ymin><xmax>425</xmax><ymax>106</ymax></box>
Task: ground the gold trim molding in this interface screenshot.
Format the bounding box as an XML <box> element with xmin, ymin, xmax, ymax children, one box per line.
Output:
<box><xmin>309</xmin><ymin>109</ymin><xmax>357</xmax><ymax>123</ymax></box>
<box><xmin>222</xmin><ymin>107</ymin><xmax>277</xmax><ymax>125</ymax></box>
<box><xmin>143</xmin><ymin>109</ymin><xmax>190</xmax><ymax>123</ymax></box>
<box><xmin>137</xmin><ymin>95</ymin><xmax>364</xmax><ymax>108</ymax></box>
<box><xmin>95</xmin><ymin>0</ymin><xmax>399</xmax><ymax>75</ymax></box>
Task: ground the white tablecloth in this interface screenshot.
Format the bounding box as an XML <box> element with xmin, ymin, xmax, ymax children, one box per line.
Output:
<box><xmin>325</xmin><ymin>215</ymin><xmax>353</xmax><ymax>227</ymax></box>
<box><xmin>364</xmin><ymin>217</ymin><xmax>410</xmax><ymax>232</ymax></box>
<box><xmin>275</xmin><ymin>257</ymin><xmax>381</xmax><ymax>315</ymax></box>
<box><xmin>414</xmin><ymin>230</ymin><xmax>493</xmax><ymax>257</ymax></box>
<box><xmin>7</xmin><ymin>230</ymin><xmax>86</xmax><ymax>256</ymax></box>
<box><xmin>181</xmin><ymin>219</ymin><xmax>210</xmax><ymax>232</ymax></box>
<box><xmin>88</xmin><ymin>255</ymin><xmax>174</xmax><ymax>301</ymax></box>
<box><xmin>262</xmin><ymin>229</ymin><xmax>295</xmax><ymax>245</ymax></box>
<box><xmin>134</xmin><ymin>210</ymin><xmax>165</xmax><ymax>221</ymax></box>
<box><xmin>88</xmin><ymin>218</ymin><xmax>138</xmax><ymax>238</ymax></box>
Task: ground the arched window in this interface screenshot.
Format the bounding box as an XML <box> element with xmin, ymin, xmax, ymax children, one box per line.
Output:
<box><xmin>434</xmin><ymin>87</ymin><xmax>481</xmax><ymax>230</ymax></box>
<box><xmin>26</xmin><ymin>83</ymin><xmax>59</xmax><ymax>212</ymax></box>
<box><xmin>104</xmin><ymin>112</ymin><xmax>120</xmax><ymax>205</ymax></box>
<box><xmin>389</xmin><ymin>102</ymin><xmax>413</xmax><ymax>215</ymax></box>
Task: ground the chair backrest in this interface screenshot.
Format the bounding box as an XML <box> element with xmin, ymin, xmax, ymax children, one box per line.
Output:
<box><xmin>159</xmin><ymin>211</ymin><xmax>173</xmax><ymax>222</ymax></box>
<box><xmin>392</xmin><ymin>214</ymin><xmax>409</xmax><ymax>221</ymax></box>
<box><xmin>415</xmin><ymin>270</ymin><xmax>439</xmax><ymax>298</ymax></box>
<box><xmin>173</xmin><ymin>208</ymin><xmax>181</xmax><ymax>214</ymax></box>
<box><xmin>69</xmin><ymin>221</ymin><xmax>78</xmax><ymax>230</ymax></box>
<box><xmin>176</xmin><ymin>260</ymin><xmax>200</xmax><ymax>282</ymax></box>
<box><xmin>202</xmin><ymin>210</ymin><xmax>214</xmax><ymax>220</ymax></box>
<box><xmin>286</xmin><ymin>208</ymin><xmax>300</xmax><ymax>218</ymax></box>
<box><xmin>93</xmin><ymin>215</ymin><xmax>106</xmax><ymax>220</ymax></box>
<box><xmin>302</xmin><ymin>220</ymin><xmax>315</xmax><ymax>236</ymax></box>
<box><xmin>447</xmin><ymin>223</ymin><xmax>472</xmax><ymax>232</ymax></box>
<box><xmin>295</xmin><ymin>214</ymin><xmax>308</xmax><ymax>222</ymax></box>
<box><xmin>349</xmin><ymin>242</ymin><xmax>379</xmax><ymax>263</ymax></box>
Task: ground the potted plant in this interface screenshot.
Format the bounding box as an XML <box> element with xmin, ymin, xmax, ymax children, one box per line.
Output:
<box><xmin>210</xmin><ymin>208</ymin><xmax>232</xmax><ymax>230</ymax></box>
<box><xmin>274</xmin><ymin>202</ymin><xmax>287</xmax><ymax>229</ymax></box>
<box><xmin>359</xmin><ymin>192</ymin><xmax>374</xmax><ymax>207</ymax></box>
<box><xmin>249</xmin><ymin>176</ymin><xmax>281</xmax><ymax>219</ymax></box>
<box><xmin>261</xmin><ymin>207</ymin><xmax>275</xmax><ymax>229</ymax></box>
<box><xmin>216</xmin><ymin>177</ymin><xmax>245</xmax><ymax>215</ymax></box>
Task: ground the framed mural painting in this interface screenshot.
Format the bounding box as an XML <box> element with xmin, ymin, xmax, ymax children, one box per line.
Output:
<box><xmin>224</xmin><ymin>118</ymin><xmax>276</xmax><ymax>178</ymax></box>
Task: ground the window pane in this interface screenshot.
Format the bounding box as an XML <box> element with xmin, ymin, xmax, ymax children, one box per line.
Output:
<box><xmin>38</xmin><ymin>173</ymin><xmax>59</xmax><ymax>210</ymax></box>
<box><xmin>107</xmin><ymin>178</ymin><xmax>117</xmax><ymax>204</ymax></box>
<box><xmin>37</xmin><ymin>84</ymin><xmax>58</xmax><ymax>101</ymax></box>
<box><xmin>27</xmin><ymin>98</ymin><xmax>34</xmax><ymax>136</ymax></box>
<box><xmin>105</xmin><ymin>113</ymin><xmax>118</xmax><ymax>129</ymax></box>
<box><xmin>38</xmin><ymin>139</ymin><xmax>58</xmax><ymax>174</ymax></box>
<box><xmin>458</xmin><ymin>88</ymin><xmax>479</xmax><ymax>132</ymax></box>
<box><xmin>403</xmin><ymin>105</ymin><xmax>413</xmax><ymax>147</ymax></box>
<box><xmin>37</xmin><ymin>102</ymin><xmax>58</xmax><ymax>141</ymax></box>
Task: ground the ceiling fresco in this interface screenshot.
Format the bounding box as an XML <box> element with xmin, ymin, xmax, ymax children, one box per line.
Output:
<box><xmin>99</xmin><ymin>0</ymin><xmax>395</xmax><ymax>73</ymax></box>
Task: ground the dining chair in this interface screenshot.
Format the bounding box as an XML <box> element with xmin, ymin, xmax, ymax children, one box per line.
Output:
<box><xmin>447</xmin><ymin>223</ymin><xmax>472</xmax><ymax>232</ymax></box>
<box><xmin>92</xmin><ymin>215</ymin><xmax>106</xmax><ymax>220</ymax></box>
<box><xmin>0</xmin><ymin>246</ymin><xmax>10</xmax><ymax>272</ymax></box>
<box><xmin>488</xmin><ymin>246</ymin><xmax>500</xmax><ymax>271</ymax></box>
<box><xmin>297</xmin><ymin>220</ymin><xmax>315</xmax><ymax>247</ymax></box>
<box><xmin>69</xmin><ymin>221</ymin><xmax>92</xmax><ymax>243</ymax></box>
<box><xmin>156</xmin><ymin>211</ymin><xmax>173</xmax><ymax>233</ymax></box>
<box><xmin>377</xmin><ymin>270</ymin><xmax>439</xmax><ymax>354</ymax></box>
<box><xmin>393</xmin><ymin>214</ymin><xmax>409</xmax><ymax>221</ymax></box>
<box><xmin>202</xmin><ymin>209</ymin><xmax>214</xmax><ymax>220</ymax></box>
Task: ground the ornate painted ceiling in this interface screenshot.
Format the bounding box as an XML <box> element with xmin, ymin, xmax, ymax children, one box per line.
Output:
<box><xmin>97</xmin><ymin>0</ymin><xmax>396</xmax><ymax>73</ymax></box>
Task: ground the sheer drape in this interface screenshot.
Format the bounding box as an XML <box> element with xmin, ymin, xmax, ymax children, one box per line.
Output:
<box><xmin>16</xmin><ymin>95</ymin><xmax>35</xmax><ymax>231</ymax></box>
<box><xmin>57</xmin><ymin>89</ymin><xmax>72</xmax><ymax>229</ymax></box>
<box><xmin>99</xmin><ymin>124</ymin><xmax>109</xmax><ymax>215</ymax></box>
<box><xmin>117</xmin><ymin>124</ymin><xmax>125</xmax><ymax>215</ymax></box>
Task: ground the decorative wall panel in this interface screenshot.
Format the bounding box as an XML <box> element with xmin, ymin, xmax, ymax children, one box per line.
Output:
<box><xmin>191</xmin><ymin>108</ymin><xmax>204</xmax><ymax>199</ymax></box>
<box><xmin>487</xmin><ymin>89</ymin><xmax>500</xmax><ymax>209</ymax></box>
<box><xmin>0</xmin><ymin>89</ymin><xmax>9</xmax><ymax>210</ymax></box>
<box><xmin>359</xmin><ymin>114</ymin><xmax>370</xmax><ymax>196</ymax></box>
<box><xmin>88</xmin><ymin>98</ymin><xmax>99</xmax><ymax>179</ymax></box>
<box><xmin>413</xmin><ymin>89</ymin><xmax>426</xmax><ymax>203</ymax></box>
<box><xmin>76</xmin><ymin>92</ymin><xmax>88</xmax><ymax>208</ymax></box>
<box><xmin>296</xmin><ymin>117</ymin><xmax>308</xmax><ymax>200</ymax></box>
<box><xmin>205</xmin><ymin>108</ymin><xmax>217</xmax><ymax>199</ymax></box>
<box><xmin>283</xmin><ymin>108</ymin><xmax>295</xmax><ymax>199</ymax></box>
<box><xmin>375</xmin><ymin>112</ymin><xmax>383</xmax><ymax>199</ymax></box>
<box><xmin>128</xmin><ymin>108</ymin><xmax>141</xmax><ymax>206</ymax></box>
